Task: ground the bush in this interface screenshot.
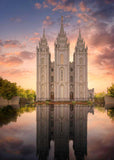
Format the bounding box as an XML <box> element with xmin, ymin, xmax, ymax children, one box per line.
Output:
<box><xmin>107</xmin><ymin>83</ymin><xmax>114</xmax><ymax>97</ymax></box>
<box><xmin>0</xmin><ymin>77</ymin><xmax>17</xmax><ymax>100</ymax></box>
<box><xmin>94</xmin><ymin>92</ymin><xmax>106</xmax><ymax>104</ymax></box>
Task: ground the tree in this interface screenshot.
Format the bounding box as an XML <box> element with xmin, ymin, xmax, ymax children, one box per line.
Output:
<box><xmin>107</xmin><ymin>83</ymin><xmax>114</xmax><ymax>97</ymax></box>
<box><xmin>0</xmin><ymin>78</ymin><xmax>17</xmax><ymax>100</ymax></box>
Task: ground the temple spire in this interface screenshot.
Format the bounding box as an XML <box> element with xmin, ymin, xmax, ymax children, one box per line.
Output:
<box><xmin>60</xmin><ymin>16</ymin><xmax>64</xmax><ymax>34</ymax></box>
<box><xmin>43</xmin><ymin>28</ymin><xmax>45</xmax><ymax>38</ymax></box>
<box><xmin>79</xmin><ymin>28</ymin><xmax>81</xmax><ymax>39</ymax></box>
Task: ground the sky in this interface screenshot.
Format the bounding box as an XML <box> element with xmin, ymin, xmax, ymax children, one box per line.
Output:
<box><xmin>0</xmin><ymin>0</ymin><xmax>114</xmax><ymax>93</ymax></box>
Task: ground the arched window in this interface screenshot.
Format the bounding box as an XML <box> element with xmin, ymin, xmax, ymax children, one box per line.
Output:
<box><xmin>60</xmin><ymin>54</ymin><xmax>64</xmax><ymax>64</ymax></box>
<box><xmin>61</xmin><ymin>69</ymin><xmax>63</xmax><ymax>81</ymax></box>
<box><xmin>51</xmin><ymin>76</ymin><xmax>54</xmax><ymax>82</ymax></box>
<box><xmin>70</xmin><ymin>76</ymin><xmax>73</xmax><ymax>82</ymax></box>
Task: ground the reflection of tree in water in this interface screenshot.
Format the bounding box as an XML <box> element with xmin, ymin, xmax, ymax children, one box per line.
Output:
<box><xmin>0</xmin><ymin>105</ymin><xmax>18</xmax><ymax>127</ymax></box>
<box><xmin>107</xmin><ymin>109</ymin><xmax>114</xmax><ymax>121</ymax></box>
<box><xmin>0</xmin><ymin>105</ymin><xmax>35</xmax><ymax>127</ymax></box>
<box><xmin>95</xmin><ymin>105</ymin><xmax>105</xmax><ymax>113</ymax></box>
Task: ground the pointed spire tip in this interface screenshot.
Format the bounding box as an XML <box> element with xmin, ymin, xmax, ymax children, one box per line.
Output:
<box><xmin>60</xmin><ymin>16</ymin><xmax>64</xmax><ymax>34</ymax></box>
<box><xmin>43</xmin><ymin>28</ymin><xmax>45</xmax><ymax>38</ymax></box>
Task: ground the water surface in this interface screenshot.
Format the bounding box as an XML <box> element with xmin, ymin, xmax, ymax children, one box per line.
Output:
<box><xmin>0</xmin><ymin>105</ymin><xmax>114</xmax><ymax>160</ymax></box>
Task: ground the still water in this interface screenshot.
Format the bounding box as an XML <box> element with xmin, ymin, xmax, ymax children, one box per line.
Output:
<box><xmin>0</xmin><ymin>105</ymin><xmax>114</xmax><ymax>160</ymax></box>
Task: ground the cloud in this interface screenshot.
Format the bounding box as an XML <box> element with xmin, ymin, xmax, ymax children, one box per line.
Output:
<box><xmin>77</xmin><ymin>13</ymin><xmax>96</xmax><ymax>22</ymax></box>
<box><xmin>10</xmin><ymin>17</ymin><xmax>22</xmax><ymax>23</ymax></box>
<box><xmin>43</xmin><ymin>1</ymin><xmax>48</xmax><ymax>8</ymax></box>
<box><xmin>46</xmin><ymin>0</ymin><xmax>57</xmax><ymax>6</ymax></box>
<box><xmin>95</xmin><ymin>48</ymin><xmax>114</xmax><ymax>70</ymax></box>
<box><xmin>43</xmin><ymin>16</ymin><xmax>55</xmax><ymax>27</ymax></box>
<box><xmin>29</xmin><ymin>37</ymin><xmax>40</xmax><ymax>43</ymax></box>
<box><xmin>92</xmin><ymin>5</ymin><xmax>114</xmax><ymax>21</ymax></box>
<box><xmin>79</xmin><ymin>1</ymin><xmax>87</xmax><ymax>12</ymax></box>
<box><xmin>18</xmin><ymin>51</ymin><xmax>35</xmax><ymax>59</ymax></box>
<box><xmin>0</xmin><ymin>55</ymin><xmax>23</xmax><ymax>67</ymax></box>
<box><xmin>0</xmin><ymin>51</ymin><xmax>35</xmax><ymax>67</ymax></box>
<box><xmin>0</xmin><ymin>40</ymin><xmax>25</xmax><ymax>48</ymax></box>
<box><xmin>34</xmin><ymin>2</ymin><xmax>42</xmax><ymax>9</ymax></box>
<box><xmin>34</xmin><ymin>32</ymin><xmax>39</xmax><ymax>36</ymax></box>
<box><xmin>45</xmin><ymin>0</ymin><xmax>77</xmax><ymax>12</ymax></box>
<box><xmin>1</xmin><ymin>69</ymin><xmax>33</xmax><ymax>78</ymax></box>
<box><xmin>0</xmin><ymin>136</ymin><xmax>23</xmax><ymax>151</ymax></box>
<box><xmin>52</xmin><ymin>2</ymin><xmax>77</xmax><ymax>12</ymax></box>
<box><xmin>88</xmin><ymin>23</ymin><xmax>114</xmax><ymax>49</ymax></box>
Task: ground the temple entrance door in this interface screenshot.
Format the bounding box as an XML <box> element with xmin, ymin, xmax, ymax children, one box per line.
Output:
<box><xmin>51</xmin><ymin>92</ymin><xmax>54</xmax><ymax>100</ymax></box>
<box><xmin>70</xmin><ymin>92</ymin><xmax>73</xmax><ymax>100</ymax></box>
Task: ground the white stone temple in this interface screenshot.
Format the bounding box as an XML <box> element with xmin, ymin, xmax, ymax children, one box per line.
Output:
<box><xmin>36</xmin><ymin>16</ymin><xmax>94</xmax><ymax>101</ymax></box>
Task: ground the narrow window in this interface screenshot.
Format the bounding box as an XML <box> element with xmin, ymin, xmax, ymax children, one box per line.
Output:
<box><xmin>70</xmin><ymin>76</ymin><xmax>73</xmax><ymax>82</ymax></box>
<box><xmin>51</xmin><ymin>76</ymin><xmax>54</xmax><ymax>82</ymax></box>
<box><xmin>61</xmin><ymin>70</ymin><xmax>63</xmax><ymax>81</ymax></box>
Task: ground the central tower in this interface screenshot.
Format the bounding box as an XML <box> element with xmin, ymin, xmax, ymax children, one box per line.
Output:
<box><xmin>54</xmin><ymin>16</ymin><xmax>70</xmax><ymax>101</ymax></box>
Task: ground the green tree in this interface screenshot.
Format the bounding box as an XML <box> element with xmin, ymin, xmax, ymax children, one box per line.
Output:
<box><xmin>107</xmin><ymin>83</ymin><xmax>114</xmax><ymax>97</ymax></box>
<box><xmin>0</xmin><ymin>77</ymin><xmax>17</xmax><ymax>100</ymax></box>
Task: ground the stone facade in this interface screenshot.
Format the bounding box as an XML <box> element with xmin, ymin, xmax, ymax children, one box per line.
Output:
<box><xmin>36</xmin><ymin>16</ymin><xmax>94</xmax><ymax>101</ymax></box>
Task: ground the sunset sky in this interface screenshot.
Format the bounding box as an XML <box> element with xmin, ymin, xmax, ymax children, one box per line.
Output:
<box><xmin>0</xmin><ymin>0</ymin><xmax>114</xmax><ymax>93</ymax></box>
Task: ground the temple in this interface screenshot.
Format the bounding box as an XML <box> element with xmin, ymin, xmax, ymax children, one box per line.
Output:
<box><xmin>36</xmin><ymin>16</ymin><xmax>94</xmax><ymax>101</ymax></box>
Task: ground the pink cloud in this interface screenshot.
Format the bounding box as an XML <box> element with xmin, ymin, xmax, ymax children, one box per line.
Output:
<box><xmin>46</xmin><ymin>0</ymin><xmax>57</xmax><ymax>6</ymax></box>
<box><xmin>18</xmin><ymin>51</ymin><xmax>35</xmax><ymax>59</ymax></box>
<box><xmin>79</xmin><ymin>1</ymin><xmax>86</xmax><ymax>12</ymax></box>
<box><xmin>43</xmin><ymin>16</ymin><xmax>54</xmax><ymax>27</ymax></box>
<box><xmin>52</xmin><ymin>2</ymin><xmax>77</xmax><ymax>12</ymax></box>
<box><xmin>1</xmin><ymin>69</ymin><xmax>33</xmax><ymax>78</ymax></box>
<box><xmin>77</xmin><ymin>13</ymin><xmax>96</xmax><ymax>22</ymax></box>
<box><xmin>29</xmin><ymin>37</ymin><xmax>40</xmax><ymax>43</ymax></box>
<box><xmin>0</xmin><ymin>55</ymin><xmax>23</xmax><ymax>67</ymax></box>
<box><xmin>43</xmin><ymin>1</ymin><xmax>48</xmax><ymax>8</ymax></box>
<box><xmin>0</xmin><ymin>50</ymin><xmax>35</xmax><ymax>67</ymax></box>
<box><xmin>34</xmin><ymin>32</ymin><xmax>39</xmax><ymax>36</ymax></box>
<box><xmin>35</xmin><ymin>3</ymin><xmax>42</xmax><ymax>9</ymax></box>
<box><xmin>0</xmin><ymin>40</ymin><xmax>25</xmax><ymax>48</ymax></box>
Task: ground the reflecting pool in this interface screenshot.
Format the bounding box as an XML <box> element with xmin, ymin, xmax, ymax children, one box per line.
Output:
<box><xmin>0</xmin><ymin>105</ymin><xmax>114</xmax><ymax>160</ymax></box>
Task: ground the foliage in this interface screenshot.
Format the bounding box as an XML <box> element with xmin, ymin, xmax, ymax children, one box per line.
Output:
<box><xmin>94</xmin><ymin>92</ymin><xmax>106</xmax><ymax>104</ymax></box>
<box><xmin>0</xmin><ymin>77</ymin><xmax>36</xmax><ymax>101</ymax></box>
<box><xmin>0</xmin><ymin>77</ymin><xmax>18</xmax><ymax>100</ymax></box>
<box><xmin>94</xmin><ymin>92</ymin><xmax>106</xmax><ymax>98</ymax></box>
<box><xmin>17</xmin><ymin>86</ymin><xmax>36</xmax><ymax>101</ymax></box>
<box><xmin>107</xmin><ymin>109</ymin><xmax>114</xmax><ymax>121</ymax></box>
<box><xmin>107</xmin><ymin>83</ymin><xmax>114</xmax><ymax>97</ymax></box>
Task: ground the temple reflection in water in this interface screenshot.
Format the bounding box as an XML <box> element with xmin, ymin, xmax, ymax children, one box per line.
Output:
<box><xmin>36</xmin><ymin>105</ymin><xmax>94</xmax><ymax>160</ymax></box>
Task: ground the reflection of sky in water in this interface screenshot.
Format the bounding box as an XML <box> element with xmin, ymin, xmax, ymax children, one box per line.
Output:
<box><xmin>0</xmin><ymin>105</ymin><xmax>114</xmax><ymax>160</ymax></box>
